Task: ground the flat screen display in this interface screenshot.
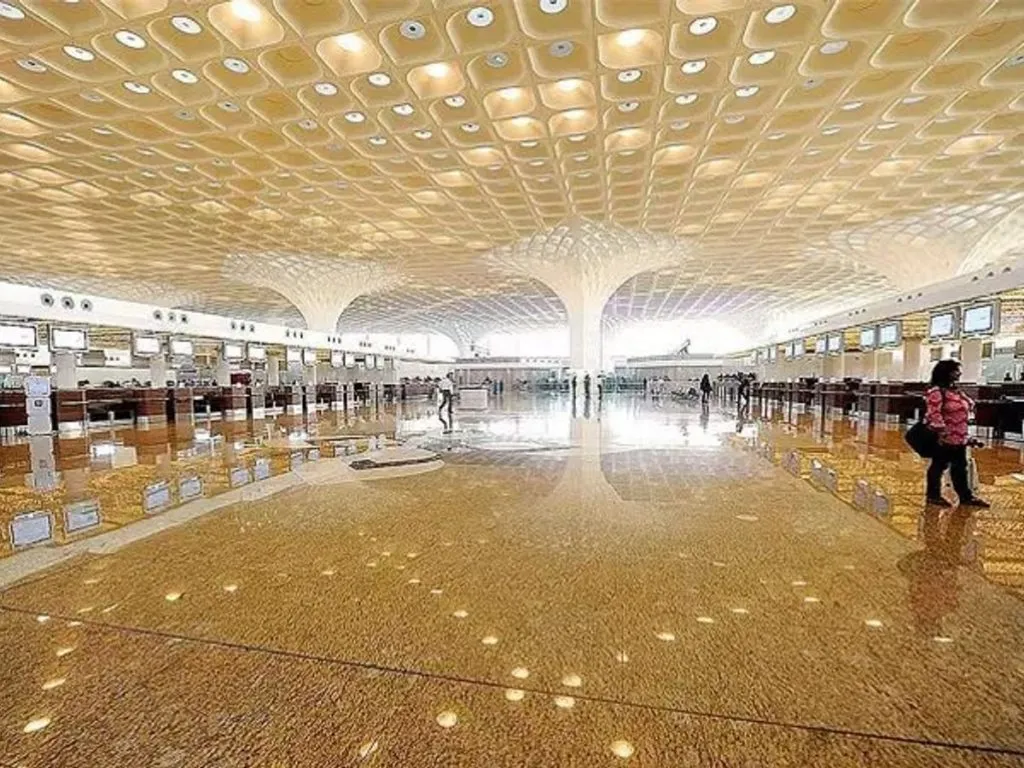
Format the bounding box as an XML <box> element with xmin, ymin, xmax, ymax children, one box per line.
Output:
<box><xmin>344</xmin><ymin>353</ymin><xmax>356</xmax><ymax>368</ymax></box>
<box><xmin>878</xmin><ymin>323</ymin><xmax>900</xmax><ymax>347</ymax></box>
<box><xmin>133</xmin><ymin>336</ymin><xmax>160</xmax><ymax>356</ymax></box>
<box><xmin>815</xmin><ymin>337</ymin><xmax>827</xmax><ymax>355</ymax></box>
<box><xmin>0</xmin><ymin>323</ymin><xmax>37</xmax><ymax>349</ymax></box>
<box><xmin>247</xmin><ymin>345</ymin><xmax>266</xmax><ymax>362</ymax></box>
<box><xmin>963</xmin><ymin>304</ymin><xmax>995</xmax><ymax>335</ymax></box>
<box><xmin>223</xmin><ymin>343</ymin><xmax>243</xmax><ymax>361</ymax></box>
<box><xmin>330</xmin><ymin>351</ymin><xmax>344</xmax><ymax>368</ymax></box>
<box><xmin>286</xmin><ymin>348</ymin><xmax>301</xmax><ymax>364</ymax></box>
<box><xmin>767</xmin><ymin>347</ymin><xmax>777</xmax><ymax>361</ymax></box>
<box><xmin>827</xmin><ymin>334</ymin><xmax>842</xmax><ymax>353</ymax></box>
<box><xmin>929</xmin><ymin>312</ymin><xmax>955</xmax><ymax>338</ymax></box>
<box><xmin>302</xmin><ymin>348</ymin><xmax>317</xmax><ymax>365</ymax></box>
<box><xmin>51</xmin><ymin>328</ymin><xmax>87</xmax><ymax>351</ymax></box>
<box><xmin>793</xmin><ymin>342</ymin><xmax>804</xmax><ymax>358</ymax></box>
<box><xmin>860</xmin><ymin>328</ymin><xmax>876</xmax><ymax>349</ymax></box>
<box><xmin>170</xmin><ymin>339</ymin><xmax>193</xmax><ymax>356</ymax></box>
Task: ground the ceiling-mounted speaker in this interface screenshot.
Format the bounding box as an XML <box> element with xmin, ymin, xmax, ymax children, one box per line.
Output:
<box><xmin>60</xmin><ymin>296</ymin><xmax>74</xmax><ymax>310</ymax></box>
<box><xmin>399</xmin><ymin>20</ymin><xmax>426</xmax><ymax>40</ymax></box>
<box><xmin>40</xmin><ymin>293</ymin><xmax>54</xmax><ymax>307</ymax></box>
<box><xmin>80</xmin><ymin>299</ymin><xmax>93</xmax><ymax>311</ymax></box>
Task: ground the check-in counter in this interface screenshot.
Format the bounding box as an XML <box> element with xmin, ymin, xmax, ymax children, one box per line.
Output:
<box><xmin>54</xmin><ymin>388</ymin><xmax>88</xmax><ymax>433</ymax></box>
<box><xmin>854</xmin><ymin>382</ymin><xmax>877</xmax><ymax>420</ymax></box>
<box><xmin>249</xmin><ymin>384</ymin><xmax>266</xmax><ymax>420</ymax></box>
<box><xmin>820</xmin><ymin>381</ymin><xmax>859</xmax><ymax>415</ymax></box>
<box><xmin>215</xmin><ymin>387</ymin><xmax>247</xmax><ymax>421</ymax></box>
<box><xmin>84</xmin><ymin>388</ymin><xmax>137</xmax><ymax>425</ymax></box>
<box><xmin>796</xmin><ymin>379</ymin><xmax>817</xmax><ymax>408</ymax></box>
<box><xmin>285</xmin><ymin>385</ymin><xmax>303</xmax><ymax>416</ymax></box>
<box><xmin>0</xmin><ymin>390</ymin><xmax>27</xmax><ymax>434</ymax></box>
<box><xmin>168</xmin><ymin>387</ymin><xmax>195</xmax><ymax>423</ymax></box>
<box><xmin>191</xmin><ymin>386</ymin><xmax>221</xmax><ymax>419</ymax></box>
<box><xmin>130</xmin><ymin>387</ymin><xmax>166</xmax><ymax>427</ymax></box>
<box><xmin>315</xmin><ymin>383</ymin><xmax>342</xmax><ymax>411</ymax></box>
<box><xmin>870</xmin><ymin>383</ymin><xmax>921</xmax><ymax>423</ymax></box>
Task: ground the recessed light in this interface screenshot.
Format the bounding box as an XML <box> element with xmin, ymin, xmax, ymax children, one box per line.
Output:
<box><xmin>444</xmin><ymin>94</ymin><xmax>466</xmax><ymax>108</ymax></box>
<box><xmin>539</xmin><ymin>0</ymin><xmax>568</xmax><ymax>14</ymax></box>
<box><xmin>724</xmin><ymin>115</ymin><xmax>744</xmax><ymax>124</ymax></box>
<box><xmin>114</xmin><ymin>30</ymin><xmax>146</xmax><ymax>49</ymax></box>
<box><xmin>123</xmin><ymin>80</ymin><xmax>150</xmax><ymax>94</ymax></box>
<box><xmin>393</xmin><ymin>103</ymin><xmax>414</xmax><ymax>116</ymax></box>
<box><xmin>568</xmin><ymin>134</ymin><xmax>586</xmax><ymax>142</ymax></box>
<box><xmin>368</xmin><ymin>72</ymin><xmax>391</xmax><ymax>87</ymax></box>
<box><xmin>314</xmin><ymin>81</ymin><xmax>337</xmax><ymax>96</ymax></box>
<box><xmin>426</xmin><ymin>62</ymin><xmax>450</xmax><ymax>79</ymax></box>
<box><xmin>550</xmin><ymin>40</ymin><xmax>574</xmax><ymax>58</ymax></box>
<box><xmin>675</xmin><ymin>93</ymin><xmax>697</xmax><ymax>105</ymax></box>
<box><xmin>803</xmin><ymin>77</ymin><xmax>821</xmax><ymax>89</ymax></box>
<box><xmin>822</xmin><ymin>126</ymin><xmax>840</xmax><ymax>135</ymax></box>
<box><xmin>901</xmin><ymin>95</ymin><xmax>926</xmax><ymax>104</ymax></box>
<box><xmin>748</xmin><ymin>50</ymin><xmax>776</xmax><ymax>66</ymax></box>
<box><xmin>92</xmin><ymin>126</ymin><xmax>113</xmax><ymax>135</ymax></box>
<box><xmin>16</xmin><ymin>58</ymin><xmax>46</xmax><ymax>73</ymax></box>
<box><xmin>218</xmin><ymin>101</ymin><xmax>240</xmax><ymax>112</ymax></box>
<box><xmin>877</xmin><ymin>121</ymin><xmax>897</xmax><ymax>130</ymax></box>
<box><xmin>414</xmin><ymin>129</ymin><xmax>433</xmax><ymax>139</ymax></box>
<box><xmin>344</xmin><ymin>111</ymin><xmax>365</xmax><ymax>123</ymax></box>
<box><xmin>618</xmin><ymin>100</ymin><xmax>639</xmax><ymax>113</ymax></box>
<box><xmin>466</xmin><ymin>6</ymin><xmax>494</xmax><ymax>27</ymax></box>
<box><xmin>529</xmin><ymin>159</ymin><xmax>544</xmax><ymax>166</ymax></box>
<box><xmin>223</xmin><ymin>57</ymin><xmax>250</xmax><ymax>74</ymax></box>
<box><xmin>767</xmin><ymin>132</ymin><xmax>785</xmax><ymax>140</ymax></box>
<box><xmin>0</xmin><ymin>2</ymin><xmax>25</xmax><ymax>20</ymax></box>
<box><xmin>369</xmin><ymin>136</ymin><xmax>387</xmax><ymax>146</ymax></box>
<box><xmin>1007</xmin><ymin>53</ymin><xmax>1024</xmax><ymax>68</ymax></box>
<box><xmin>820</xmin><ymin>40</ymin><xmax>848</xmax><ymax>55</ymax></box>
<box><xmin>841</xmin><ymin>100</ymin><xmax>863</xmax><ymax>110</ymax></box>
<box><xmin>689</xmin><ymin>16</ymin><xmax>717</xmax><ymax>36</ymax></box>
<box><xmin>171</xmin><ymin>15</ymin><xmax>202</xmax><ymax>35</ymax></box>
<box><xmin>171</xmin><ymin>68</ymin><xmax>198</xmax><ymax>85</ymax></box>
<box><xmin>298</xmin><ymin>118</ymin><xmax>317</xmax><ymax>130</ymax></box>
<box><xmin>54</xmin><ymin>135</ymin><xmax>74</xmax><ymax>143</ymax></box>
<box><xmin>617</xmin><ymin>68</ymin><xmax>641</xmax><ymax>83</ymax></box>
<box><xmin>735</xmin><ymin>85</ymin><xmax>759</xmax><ymax>98</ymax></box>
<box><xmin>617</xmin><ymin>29</ymin><xmax>644</xmax><ymax>47</ymax></box>
<box><xmin>486</xmin><ymin>52</ymin><xmax>509</xmax><ymax>68</ymax></box>
<box><xmin>681</xmin><ymin>59</ymin><xmax>706</xmax><ymax>75</ymax></box>
<box><xmin>461</xmin><ymin>122</ymin><xmax>480</xmax><ymax>132</ymax></box>
<box><xmin>670</xmin><ymin>120</ymin><xmax>689</xmax><ymax>130</ymax></box>
<box><xmin>765</xmin><ymin>4</ymin><xmax>796</xmax><ymax>24</ymax></box>
<box><xmin>63</xmin><ymin>45</ymin><xmax>95</xmax><ymax>62</ymax></box>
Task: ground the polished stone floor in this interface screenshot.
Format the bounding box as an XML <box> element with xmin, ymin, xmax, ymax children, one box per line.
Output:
<box><xmin>1</xmin><ymin>395</ymin><xmax>1023</xmax><ymax>766</ymax></box>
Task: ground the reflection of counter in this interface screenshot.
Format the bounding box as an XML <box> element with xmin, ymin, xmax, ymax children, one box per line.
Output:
<box><xmin>459</xmin><ymin>387</ymin><xmax>488</xmax><ymax>410</ymax></box>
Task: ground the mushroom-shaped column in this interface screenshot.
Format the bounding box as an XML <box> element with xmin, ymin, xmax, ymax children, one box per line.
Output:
<box><xmin>439</xmin><ymin>319</ymin><xmax>488</xmax><ymax>359</ymax></box>
<box><xmin>224</xmin><ymin>252</ymin><xmax>402</xmax><ymax>333</ymax></box>
<box><xmin>489</xmin><ymin>219</ymin><xmax>688</xmax><ymax>380</ymax></box>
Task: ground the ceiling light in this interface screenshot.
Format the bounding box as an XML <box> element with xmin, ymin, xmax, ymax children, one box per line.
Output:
<box><xmin>767</xmin><ymin>132</ymin><xmax>785</xmax><ymax>140</ymax></box>
<box><xmin>617</xmin><ymin>29</ymin><xmax>644</xmax><ymax>47</ymax></box>
<box><xmin>556</xmin><ymin>79</ymin><xmax>581</xmax><ymax>92</ymax></box>
<box><xmin>466</xmin><ymin>6</ymin><xmax>494</xmax><ymax>27</ymax></box>
<box><xmin>877</xmin><ymin>121</ymin><xmax>897</xmax><ymax>130</ymax></box>
<box><xmin>223</xmin><ymin>57</ymin><xmax>250</xmax><ymax>75</ymax></box>
<box><xmin>17</xmin><ymin>58</ymin><xmax>46</xmax><ymax>73</ymax></box>
<box><xmin>486</xmin><ymin>52</ymin><xmax>508</xmax><ymax>68</ymax></box>
<box><xmin>735</xmin><ymin>85</ymin><xmax>759</xmax><ymax>98</ymax></box>
<box><xmin>114</xmin><ymin>30</ymin><xmax>146</xmax><ymax>49</ymax></box>
<box><xmin>550</xmin><ymin>40</ymin><xmax>574</xmax><ymax>57</ymax></box>
<box><xmin>689</xmin><ymin>16</ymin><xmax>717</xmax><ymax>36</ymax></box>
<box><xmin>426</xmin><ymin>62</ymin><xmax>450</xmax><ymax>78</ymax></box>
<box><xmin>230</xmin><ymin>0</ymin><xmax>261</xmax><ymax>22</ymax></box>
<box><xmin>539</xmin><ymin>0</ymin><xmax>568</xmax><ymax>14</ymax></box>
<box><xmin>171</xmin><ymin>69</ymin><xmax>198</xmax><ymax>84</ymax></box>
<box><xmin>617</xmin><ymin>69</ymin><xmax>641</xmax><ymax>83</ymax></box>
<box><xmin>298</xmin><ymin>118</ymin><xmax>317</xmax><ymax>130</ymax></box>
<box><xmin>81</xmin><ymin>91</ymin><xmax>103</xmax><ymax>102</ymax></box>
<box><xmin>92</xmin><ymin>126</ymin><xmax>113</xmax><ymax>135</ymax></box>
<box><xmin>171</xmin><ymin>16</ymin><xmax>202</xmax><ymax>35</ymax></box>
<box><xmin>0</xmin><ymin>2</ymin><xmax>25</xmax><ymax>20</ymax></box>
<box><xmin>368</xmin><ymin>72</ymin><xmax>391</xmax><ymax>87</ymax></box>
<box><xmin>670</xmin><ymin>120</ymin><xmax>689</xmax><ymax>130</ymax></box>
<box><xmin>841</xmin><ymin>100</ymin><xmax>863</xmax><ymax>110</ymax></box>
<box><xmin>123</xmin><ymin>80</ymin><xmax>150</xmax><ymax>94</ymax></box>
<box><xmin>393</xmin><ymin>103</ymin><xmax>414</xmax><ymax>116</ymax></box>
<box><xmin>765</xmin><ymin>4</ymin><xmax>796</xmax><ymax>24</ymax></box>
<box><xmin>314</xmin><ymin>82</ymin><xmax>337</xmax><ymax>96</ymax></box>
<box><xmin>337</xmin><ymin>33</ymin><xmax>366</xmax><ymax>53</ymax></box>
<box><xmin>63</xmin><ymin>45</ymin><xmax>95</xmax><ymax>62</ymax></box>
<box><xmin>461</xmin><ymin>122</ymin><xmax>480</xmax><ymax>132</ymax></box>
<box><xmin>399</xmin><ymin>20</ymin><xmax>425</xmax><ymax>40</ymax></box>
<box><xmin>218</xmin><ymin>101</ymin><xmax>238</xmax><ymax>112</ymax></box>
<box><xmin>822</xmin><ymin>126</ymin><xmax>840</xmax><ymax>135</ymax></box>
<box><xmin>568</xmin><ymin>134</ymin><xmax>586</xmax><ymax>142</ymax></box>
<box><xmin>1006</xmin><ymin>53</ymin><xmax>1024</xmax><ymax>68</ymax></box>
<box><xmin>681</xmin><ymin>59</ymin><xmax>706</xmax><ymax>75</ymax></box>
<box><xmin>675</xmin><ymin>93</ymin><xmax>697</xmax><ymax>105</ymax></box>
<box><xmin>819</xmin><ymin>40</ymin><xmax>848</xmax><ymax>55</ymax></box>
<box><xmin>344</xmin><ymin>111</ymin><xmax>365</xmax><ymax>123</ymax></box>
<box><xmin>521</xmin><ymin>140</ymin><xmax>538</xmax><ymax>148</ymax></box>
<box><xmin>369</xmin><ymin>136</ymin><xmax>386</xmax><ymax>146</ymax></box>
<box><xmin>748</xmin><ymin>50</ymin><xmax>775</xmax><ymax>66</ymax></box>
<box><xmin>618</xmin><ymin>101</ymin><xmax>639</xmax><ymax>113</ymax></box>
<box><xmin>529</xmin><ymin>159</ymin><xmax>544</xmax><ymax>166</ymax></box>
<box><xmin>414</xmin><ymin>129</ymin><xmax>432</xmax><ymax>139</ymax></box>
<box><xmin>724</xmin><ymin>115</ymin><xmax>744</xmax><ymax>124</ymax></box>
<box><xmin>444</xmin><ymin>94</ymin><xmax>466</xmax><ymax>108</ymax></box>
<box><xmin>901</xmin><ymin>95</ymin><xmax>926</xmax><ymax>104</ymax></box>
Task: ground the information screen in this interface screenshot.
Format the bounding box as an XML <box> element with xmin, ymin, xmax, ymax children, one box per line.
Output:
<box><xmin>815</xmin><ymin>337</ymin><xmax>827</xmax><ymax>355</ymax></box>
<box><xmin>929</xmin><ymin>312</ymin><xmax>955</xmax><ymax>338</ymax></box>
<box><xmin>330</xmin><ymin>351</ymin><xmax>344</xmax><ymax>368</ymax></box>
<box><xmin>827</xmin><ymin>334</ymin><xmax>842</xmax><ymax>353</ymax></box>
<box><xmin>302</xmin><ymin>348</ymin><xmax>317</xmax><ymax>365</ymax></box>
<box><xmin>344</xmin><ymin>352</ymin><xmax>356</xmax><ymax>368</ymax></box>
<box><xmin>51</xmin><ymin>328</ymin><xmax>87</xmax><ymax>351</ymax></box>
<box><xmin>134</xmin><ymin>336</ymin><xmax>160</xmax><ymax>356</ymax></box>
<box><xmin>223</xmin><ymin>343</ymin><xmax>244</xmax><ymax>360</ymax></box>
<box><xmin>860</xmin><ymin>328</ymin><xmax>876</xmax><ymax>349</ymax></box>
<box><xmin>963</xmin><ymin>304</ymin><xmax>994</xmax><ymax>334</ymax></box>
<box><xmin>0</xmin><ymin>323</ymin><xmax>37</xmax><ymax>348</ymax></box>
<box><xmin>247</xmin><ymin>345</ymin><xmax>266</xmax><ymax>362</ymax></box>
<box><xmin>286</xmin><ymin>348</ymin><xmax>301</xmax><ymax>364</ymax></box>
<box><xmin>878</xmin><ymin>323</ymin><xmax>900</xmax><ymax>347</ymax></box>
<box><xmin>170</xmin><ymin>339</ymin><xmax>193</xmax><ymax>356</ymax></box>
<box><xmin>793</xmin><ymin>342</ymin><xmax>804</xmax><ymax>358</ymax></box>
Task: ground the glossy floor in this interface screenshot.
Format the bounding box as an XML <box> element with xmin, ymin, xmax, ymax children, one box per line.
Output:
<box><xmin>1</xmin><ymin>395</ymin><xmax>1023</xmax><ymax>767</ymax></box>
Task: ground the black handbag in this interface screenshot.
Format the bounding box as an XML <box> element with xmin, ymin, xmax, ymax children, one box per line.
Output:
<box><xmin>905</xmin><ymin>389</ymin><xmax>943</xmax><ymax>458</ymax></box>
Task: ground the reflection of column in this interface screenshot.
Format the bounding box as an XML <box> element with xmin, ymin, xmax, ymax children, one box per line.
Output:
<box><xmin>215</xmin><ymin>356</ymin><xmax>231</xmax><ymax>387</ymax></box>
<box><xmin>27</xmin><ymin>435</ymin><xmax>57</xmax><ymax>491</ymax></box>
<box><xmin>150</xmin><ymin>355</ymin><xmax>168</xmax><ymax>387</ymax></box>
<box><xmin>267</xmin><ymin>356</ymin><xmax>281</xmax><ymax>386</ymax></box>
<box><xmin>901</xmin><ymin>340</ymin><xmax>925</xmax><ymax>382</ymax></box>
<box><xmin>960</xmin><ymin>339</ymin><xmax>983</xmax><ymax>383</ymax></box>
<box><xmin>862</xmin><ymin>350</ymin><xmax>879</xmax><ymax>381</ymax></box>
<box><xmin>304</xmin><ymin>364</ymin><xmax>318</xmax><ymax>386</ymax></box>
<box><xmin>53</xmin><ymin>352</ymin><xmax>77</xmax><ymax>389</ymax></box>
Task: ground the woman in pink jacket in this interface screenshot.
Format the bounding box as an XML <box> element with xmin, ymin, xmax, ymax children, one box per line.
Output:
<box><xmin>924</xmin><ymin>360</ymin><xmax>989</xmax><ymax>508</ymax></box>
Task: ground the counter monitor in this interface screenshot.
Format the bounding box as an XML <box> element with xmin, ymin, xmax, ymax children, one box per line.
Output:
<box><xmin>928</xmin><ymin>311</ymin><xmax>957</xmax><ymax>339</ymax></box>
<box><xmin>962</xmin><ymin>303</ymin><xmax>997</xmax><ymax>335</ymax></box>
<box><xmin>302</xmin><ymin>348</ymin><xmax>317</xmax><ymax>365</ymax></box>
<box><xmin>827</xmin><ymin>334</ymin><xmax>843</xmax><ymax>353</ymax></box>
<box><xmin>223</xmin><ymin>342</ymin><xmax>244</xmax><ymax>361</ymax></box>
<box><xmin>344</xmin><ymin>353</ymin><xmax>356</xmax><ymax>368</ymax></box>
<box><xmin>133</xmin><ymin>335</ymin><xmax>161</xmax><ymax>356</ymax></box>
<box><xmin>247</xmin><ymin>345</ymin><xmax>266</xmax><ymax>362</ymax></box>
<box><xmin>860</xmin><ymin>327</ymin><xmax>876</xmax><ymax>349</ymax></box>
<box><xmin>0</xmin><ymin>323</ymin><xmax>37</xmax><ymax>349</ymax></box>
<box><xmin>330</xmin><ymin>351</ymin><xmax>344</xmax><ymax>368</ymax></box>
<box><xmin>286</xmin><ymin>348</ymin><xmax>301</xmax><ymax>364</ymax></box>
<box><xmin>50</xmin><ymin>327</ymin><xmax>88</xmax><ymax>352</ymax></box>
<box><xmin>878</xmin><ymin>322</ymin><xmax>901</xmax><ymax>347</ymax></box>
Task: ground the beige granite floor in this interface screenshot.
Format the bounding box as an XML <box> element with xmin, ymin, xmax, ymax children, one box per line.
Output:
<box><xmin>1</xmin><ymin>396</ymin><xmax>1023</xmax><ymax>766</ymax></box>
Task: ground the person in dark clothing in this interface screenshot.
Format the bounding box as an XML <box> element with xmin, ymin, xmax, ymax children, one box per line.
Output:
<box><xmin>699</xmin><ymin>373</ymin><xmax>713</xmax><ymax>404</ymax></box>
<box><xmin>738</xmin><ymin>373</ymin><xmax>751</xmax><ymax>411</ymax></box>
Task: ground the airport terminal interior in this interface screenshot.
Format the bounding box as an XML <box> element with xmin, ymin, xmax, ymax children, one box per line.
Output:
<box><xmin>3</xmin><ymin>1</ymin><xmax>1024</xmax><ymax>766</ymax></box>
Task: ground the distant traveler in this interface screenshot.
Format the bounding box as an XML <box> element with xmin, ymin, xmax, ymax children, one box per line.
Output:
<box><xmin>923</xmin><ymin>360</ymin><xmax>988</xmax><ymax>509</ymax></box>
<box><xmin>439</xmin><ymin>372</ymin><xmax>454</xmax><ymax>433</ymax></box>
<box><xmin>700</xmin><ymin>373</ymin><xmax>713</xmax><ymax>404</ymax></box>
<box><xmin>738</xmin><ymin>373</ymin><xmax>751</xmax><ymax>409</ymax></box>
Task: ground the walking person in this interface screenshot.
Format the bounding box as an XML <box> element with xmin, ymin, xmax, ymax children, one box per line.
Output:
<box><xmin>438</xmin><ymin>372</ymin><xmax>454</xmax><ymax>433</ymax></box>
<box><xmin>923</xmin><ymin>360</ymin><xmax>989</xmax><ymax>509</ymax></box>
<box><xmin>699</xmin><ymin>373</ymin><xmax>713</xmax><ymax>405</ymax></box>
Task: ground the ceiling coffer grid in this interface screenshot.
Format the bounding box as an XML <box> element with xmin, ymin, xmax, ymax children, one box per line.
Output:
<box><xmin>0</xmin><ymin>0</ymin><xmax>1022</xmax><ymax>339</ymax></box>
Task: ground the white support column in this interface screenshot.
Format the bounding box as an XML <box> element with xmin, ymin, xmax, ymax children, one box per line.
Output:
<box><xmin>862</xmin><ymin>349</ymin><xmax>879</xmax><ymax>381</ymax></box>
<box><xmin>267</xmin><ymin>356</ymin><xmax>280</xmax><ymax>386</ymax></box>
<box><xmin>53</xmin><ymin>352</ymin><xmax>77</xmax><ymax>390</ymax></box>
<box><xmin>900</xmin><ymin>340</ymin><xmax>925</xmax><ymax>382</ymax></box>
<box><xmin>304</xmin><ymin>364</ymin><xmax>318</xmax><ymax>386</ymax></box>
<box><xmin>215</xmin><ymin>356</ymin><xmax>231</xmax><ymax>387</ymax></box>
<box><xmin>960</xmin><ymin>338</ymin><xmax>984</xmax><ymax>383</ymax></box>
<box><xmin>149</xmin><ymin>355</ymin><xmax>168</xmax><ymax>387</ymax></box>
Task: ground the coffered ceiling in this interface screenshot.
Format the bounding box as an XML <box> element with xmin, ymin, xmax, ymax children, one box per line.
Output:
<box><xmin>1</xmin><ymin>0</ymin><xmax>1023</xmax><ymax>343</ymax></box>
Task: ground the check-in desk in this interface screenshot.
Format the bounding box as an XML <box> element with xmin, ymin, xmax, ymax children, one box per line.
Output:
<box><xmin>795</xmin><ymin>380</ymin><xmax>817</xmax><ymax>409</ymax></box>
<box><xmin>54</xmin><ymin>388</ymin><xmax>88</xmax><ymax>434</ymax></box>
<box><xmin>249</xmin><ymin>384</ymin><xmax>266</xmax><ymax>421</ymax></box>
<box><xmin>284</xmin><ymin>385</ymin><xmax>303</xmax><ymax>416</ymax></box>
<box><xmin>820</xmin><ymin>381</ymin><xmax>859</xmax><ymax>415</ymax></box>
<box><xmin>130</xmin><ymin>387</ymin><xmax>166</xmax><ymax>427</ymax></box>
<box><xmin>84</xmin><ymin>388</ymin><xmax>138</xmax><ymax>425</ymax></box>
<box><xmin>316</xmin><ymin>383</ymin><xmax>342</xmax><ymax>411</ymax></box>
<box><xmin>215</xmin><ymin>387</ymin><xmax>247</xmax><ymax>421</ymax></box>
<box><xmin>854</xmin><ymin>382</ymin><xmax>877</xmax><ymax>421</ymax></box>
<box><xmin>168</xmin><ymin>387</ymin><xmax>195</xmax><ymax>424</ymax></box>
<box><xmin>191</xmin><ymin>386</ymin><xmax>221</xmax><ymax>419</ymax></box>
<box><xmin>0</xmin><ymin>390</ymin><xmax>27</xmax><ymax>435</ymax></box>
<box><xmin>870</xmin><ymin>383</ymin><xmax>922</xmax><ymax>424</ymax></box>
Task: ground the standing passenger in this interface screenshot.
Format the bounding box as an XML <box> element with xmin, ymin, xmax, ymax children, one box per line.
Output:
<box><xmin>924</xmin><ymin>360</ymin><xmax>988</xmax><ymax>508</ymax></box>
